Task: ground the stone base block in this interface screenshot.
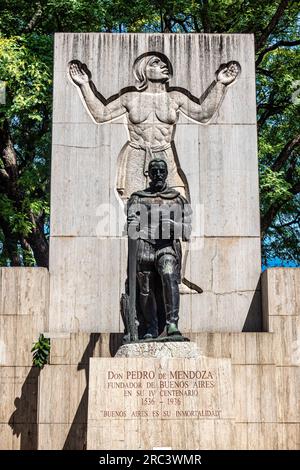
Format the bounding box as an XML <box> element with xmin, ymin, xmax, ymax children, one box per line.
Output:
<box><xmin>115</xmin><ymin>341</ymin><xmax>202</xmax><ymax>358</ymax></box>
<box><xmin>87</xmin><ymin>354</ymin><xmax>233</xmax><ymax>449</ymax></box>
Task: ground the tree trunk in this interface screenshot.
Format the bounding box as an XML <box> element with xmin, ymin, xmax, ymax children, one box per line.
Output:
<box><xmin>26</xmin><ymin>213</ymin><xmax>49</xmax><ymax>268</ymax></box>
<box><xmin>0</xmin><ymin>119</ymin><xmax>49</xmax><ymax>267</ymax></box>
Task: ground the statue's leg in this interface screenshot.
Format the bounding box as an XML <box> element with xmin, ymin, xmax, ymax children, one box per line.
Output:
<box><xmin>136</xmin><ymin>241</ymin><xmax>158</xmax><ymax>339</ymax></box>
<box><xmin>156</xmin><ymin>253</ymin><xmax>180</xmax><ymax>334</ymax></box>
<box><xmin>137</xmin><ymin>271</ymin><xmax>158</xmax><ymax>339</ymax></box>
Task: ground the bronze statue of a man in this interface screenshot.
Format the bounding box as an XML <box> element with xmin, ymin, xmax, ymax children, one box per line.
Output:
<box><xmin>125</xmin><ymin>158</ymin><xmax>192</xmax><ymax>341</ymax></box>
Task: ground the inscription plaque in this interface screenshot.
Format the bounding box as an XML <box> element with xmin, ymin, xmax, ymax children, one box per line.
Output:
<box><xmin>88</xmin><ymin>356</ymin><xmax>233</xmax><ymax>425</ymax></box>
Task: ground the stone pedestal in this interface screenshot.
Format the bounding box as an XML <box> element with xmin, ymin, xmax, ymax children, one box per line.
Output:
<box><xmin>115</xmin><ymin>341</ymin><xmax>201</xmax><ymax>358</ymax></box>
<box><xmin>1</xmin><ymin>267</ymin><xmax>299</xmax><ymax>450</ymax></box>
<box><xmin>87</xmin><ymin>347</ymin><xmax>233</xmax><ymax>449</ymax></box>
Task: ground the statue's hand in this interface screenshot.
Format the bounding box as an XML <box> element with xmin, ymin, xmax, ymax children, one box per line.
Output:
<box><xmin>68</xmin><ymin>60</ymin><xmax>90</xmax><ymax>86</ymax></box>
<box><xmin>216</xmin><ymin>61</ymin><xmax>241</xmax><ymax>86</ymax></box>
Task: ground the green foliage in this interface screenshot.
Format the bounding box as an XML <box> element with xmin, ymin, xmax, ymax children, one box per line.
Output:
<box><xmin>260</xmin><ymin>168</ymin><xmax>292</xmax><ymax>211</ymax></box>
<box><xmin>0</xmin><ymin>33</ymin><xmax>52</xmax><ymax>265</ymax></box>
<box><xmin>31</xmin><ymin>333</ymin><xmax>51</xmax><ymax>369</ymax></box>
<box><xmin>256</xmin><ymin>17</ymin><xmax>300</xmax><ymax>264</ymax></box>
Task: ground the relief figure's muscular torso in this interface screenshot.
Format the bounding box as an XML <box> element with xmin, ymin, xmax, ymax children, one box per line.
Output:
<box><xmin>123</xmin><ymin>91</ymin><xmax>179</xmax><ymax>148</ymax></box>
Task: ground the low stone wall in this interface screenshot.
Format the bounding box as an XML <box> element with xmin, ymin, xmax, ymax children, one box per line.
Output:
<box><xmin>0</xmin><ymin>267</ymin><xmax>299</xmax><ymax>449</ymax></box>
<box><xmin>0</xmin><ymin>268</ymin><xmax>48</xmax><ymax>449</ymax></box>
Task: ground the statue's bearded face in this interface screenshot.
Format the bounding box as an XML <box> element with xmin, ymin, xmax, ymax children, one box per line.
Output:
<box><xmin>149</xmin><ymin>162</ymin><xmax>168</xmax><ymax>190</ymax></box>
<box><xmin>145</xmin><ymin>56</ymin><xmax>170</xmax><ymax>81</ymax></box>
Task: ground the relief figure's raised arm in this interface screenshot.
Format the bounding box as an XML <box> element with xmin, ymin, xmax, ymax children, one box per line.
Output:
<box><xmin>68</xmin><ymin>60</ymin><xmax>127</xmax><ymax>123</ymax></box>
<box><xmin>175</xmin><ymin>61</ymin><xmax>241</xmax><ymax>123</ymax></box>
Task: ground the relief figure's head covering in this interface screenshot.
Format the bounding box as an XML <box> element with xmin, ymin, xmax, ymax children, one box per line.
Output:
<box><xmin>133</xmin><ymin>52</ymin><xmax>173</xmax><ymax>91</ymax></box>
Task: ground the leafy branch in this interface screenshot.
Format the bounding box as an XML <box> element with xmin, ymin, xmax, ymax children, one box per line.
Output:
<box><xmin>31</xmin><ymin>333</ymin><xmax>50</xmax><ymax>369</ymax></box>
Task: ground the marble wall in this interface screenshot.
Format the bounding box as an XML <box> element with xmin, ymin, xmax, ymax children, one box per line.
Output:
<box><xmin>1</xmin><ymin>268</ymin><xmax>299</xmax><ymax>450</ymax></box>
<box><xmin>49</xmin><ymin>33</ymin><xmax>261</xmax><ymax>333</ymax></box>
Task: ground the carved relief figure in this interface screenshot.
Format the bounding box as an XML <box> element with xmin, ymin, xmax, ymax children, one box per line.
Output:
<box><xmin>69</xmin><ymin>52</ymin><xmax>240</xmax><ymax>198</ymax></box>
<box><xmin>68</xmin><ymin>52</ymin><xmax>240</xmax><ymax>291</ymax></box>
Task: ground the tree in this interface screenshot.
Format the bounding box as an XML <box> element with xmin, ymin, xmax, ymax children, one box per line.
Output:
<box><xmin>0</xmin><ymin>34</ymin><xmax>52</xmax><ymax>266</ymax></box>
<box><xmin>0</xmin><ymin>0</ymin><xmax>299</xmax><ymax>267</ymax></box>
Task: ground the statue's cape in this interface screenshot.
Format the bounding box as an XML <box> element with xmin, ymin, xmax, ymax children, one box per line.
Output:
<box><xmin>130</xmin><ymin>185</ymin><xmax>183</xmax><ymax>201</ymax></box>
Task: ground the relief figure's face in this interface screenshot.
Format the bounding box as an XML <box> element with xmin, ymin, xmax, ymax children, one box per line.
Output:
<box><xmin>145</xmin><ymin>57</ymin><xmax>170</xmax><ymax>82</ymax></box>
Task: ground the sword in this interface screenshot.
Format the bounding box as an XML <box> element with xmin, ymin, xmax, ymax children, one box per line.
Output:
<box><xmin>128</xmin><ymin>223</ymin><xmax>139</xmax><ymax>342</ymax></box>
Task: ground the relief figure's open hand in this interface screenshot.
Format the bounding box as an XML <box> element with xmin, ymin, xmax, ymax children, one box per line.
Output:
<box><xmin>68</xmin><ymin>60</ymin><xmax>90</xmax><ymax>86</ymax></box>
<box><xmin>216</xmin><ymin>61</ymin><xmax>241</xmax><ymax>86</ymax></box>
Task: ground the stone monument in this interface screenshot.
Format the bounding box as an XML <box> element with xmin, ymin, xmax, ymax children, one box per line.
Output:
<box><xmin>49</xmin><ymin>32</ymin><xmax>260</xmax><ymax>449</ymax></box>
<box><xmin>0</xmin><ymin>33</ymin><xmax>299</xmax><ymax>451</ymax></box>
<box><xmin>49</xmin><ymin>33</ymin><xmax>261</xmax><ymax>334</ymax></box>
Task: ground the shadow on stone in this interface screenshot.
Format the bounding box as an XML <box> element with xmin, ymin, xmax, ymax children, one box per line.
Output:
<box><xmin>242</xmin><ymin>280</ymin><xmax>262</xmax><ymax>332</ymax></box>
<box><xmin>63</xmin><ymin>333</ymin><xmax>100</xmax><ymax>450</ymax></box>
<box><xmin>8</xmin><ymin>367</ymin><xmax>40</xmax><ymax>450</ymax></box>
<box><xmin>109</xmin><ymin>333</ymin><xmax>124</xmax><ymax>357</ymax></box>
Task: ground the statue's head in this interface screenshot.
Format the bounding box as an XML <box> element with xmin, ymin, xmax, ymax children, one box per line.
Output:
<box><xmin>133</xmin><ymin>52</ymin><xmax>173</xmax><ymax>91</ymax></box>
<box><xmin>148</xmin><ymin>158</ymin><xmax>168</xmax><ymax>191</ymax></box>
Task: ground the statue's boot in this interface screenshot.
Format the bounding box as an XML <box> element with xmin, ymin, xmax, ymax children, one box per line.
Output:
<box><xmin>161</xmin><ymin>271</ymin><xmax>181</xmax><ymax>336</ymax></box>
<box><xmin>138</xmin><ymin>272</ymin><xmax>158</xmax><ymax>339</ymax></box>
<box><xmin>167</xmin><ymin>322</ymin><xmax>181</xmax><ymax>336</ymax></box>
<box><xmin>141</xmin><ymin>300</ymin><xmax>158</xmax><ymax>338</ymax></box>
